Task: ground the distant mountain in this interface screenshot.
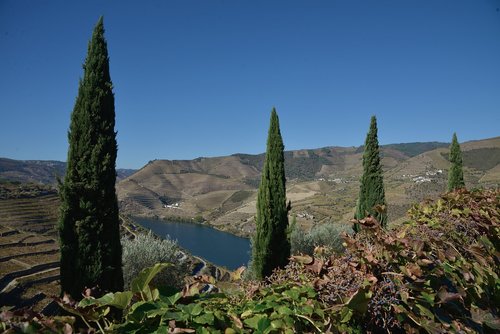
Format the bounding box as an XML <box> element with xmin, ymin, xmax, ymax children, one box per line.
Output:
<box><xmin>0</xmin><ymin>158</ymin><xmax>136</xmax><ymax>184</ymax></box>
<box><xmin>116</xmin><ymin>168</ymin><xmax>138</xmax><ymax>181</ymax></box>
<box><xmin>0</xmin><ymin>158</ymin><xmax>66</xmax><ymax>184</ymax></box>
<box><xmin>116</xmin><ymin>137</ymin><xmax>500</xmax><ymax>237</ymax></box>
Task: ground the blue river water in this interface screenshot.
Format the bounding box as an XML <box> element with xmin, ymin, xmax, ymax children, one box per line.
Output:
<box><xmin>133</xmin><ymin>217</ymin><xmax>251</xmax><ymax>270</ymax></box>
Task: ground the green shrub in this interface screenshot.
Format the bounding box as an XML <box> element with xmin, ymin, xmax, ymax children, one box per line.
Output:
<box><xmin>121</xmin><ymin>232</ymin><xmax>189</xmax><ymax>289</ymax></box>
<box><xmin>291</xmin><ymin>221</ymin><xmax>351</xmax><ymax>255</ymax></box>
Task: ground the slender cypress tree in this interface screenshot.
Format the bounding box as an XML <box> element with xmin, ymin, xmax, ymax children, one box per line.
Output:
<box><xmin>59</xmin><ymin>17</ymin><xmax>123</xmax><ymax>298</ymax></box>
<box><xmin>251</xmin><ymin>108</ymin><xmax>290</xmax><ymax>279</ymax></box>
<box><xmin>354</xmin><ymin>116</ymin><xmax>387</xmax><ymax>231</ymax></box>
<box><xmin>447</xmin><ymin>133</ymin><xmax>465</xmax><ymax>191</ymax></box>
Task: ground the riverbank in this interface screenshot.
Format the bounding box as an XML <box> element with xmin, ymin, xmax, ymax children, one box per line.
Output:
<box><xmin>120</xmin><ymin>215</ymin><xmax>207</xmax><ymax>275</ymax></box>
<box><xmin>122</xmin><ymin>211</ymin><xmax>253</xmax><ymax>239</ymax></box>
<box><xmin>130</xmin><ymin>216</ymin><xmax>251</xmax><ymax>271</ymax></box>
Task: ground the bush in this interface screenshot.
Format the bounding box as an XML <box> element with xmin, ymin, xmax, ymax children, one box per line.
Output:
<box><xmin>291</xmin><ymin>221</ymin><xmax>351</xmax><ymax>255</ymax></box>
<box><xmin>121</xmin><ymin>232</ymin><xmax>190</xmax><ymax>289</ymax></box>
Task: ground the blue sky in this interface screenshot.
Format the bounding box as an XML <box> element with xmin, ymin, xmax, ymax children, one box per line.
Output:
<box><xmin>1</xmin><ymin>1</ymin><xmax>499</xmax><ymax>169</ymax></box>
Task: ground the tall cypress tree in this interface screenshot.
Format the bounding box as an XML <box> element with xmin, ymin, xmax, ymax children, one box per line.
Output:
<box><xmin>354</xmin><ymin>116</ymin><xmax>387</xmax><ymax>231</ymax></box>
<box><xmin>59</xmin><ymin>17</ymin><xmax>123</xmax><ymax>298</ymax></box>
<box><xmin>447</xmin><ymin>133</ymin><xmax>465</xmax><ymax>191</ymax></box>
<box><xmin>251</xmin><ymin>108</ymin><xmax>290</xmax><ymax>280</ymax></box>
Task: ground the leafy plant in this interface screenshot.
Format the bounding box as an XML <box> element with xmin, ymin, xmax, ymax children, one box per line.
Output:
<box><xmin>290</xmin><ymin>221</ymin><xmax>350</xmax><ymax>256</ymax></box>
<box><xmin>121</xmin><ymin>231</ymin><xmax>190</xmax><ymax>289</ymax></box>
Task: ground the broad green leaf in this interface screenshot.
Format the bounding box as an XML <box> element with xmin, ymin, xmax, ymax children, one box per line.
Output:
<box><xmin>244</xmin><ymin>315</ymin><xmax>266</xmax><ymax>329</ymax></box>
<box><xmin>241</xmin><ymin>310</ymin><xmax>253</xmax><ymax>318</ymax></box>
<box><xmin>276</xmin><ymin>306</ymin><xmax>293</xmax><ymax>315</ymax></box>
<box><xmin>194</xmin><ymin>312</ymin><xmax>215</xmax><ymax>325</ymax></box>
<box><xmin>101</xmin><ymin>291</ymin><xmax>133</xmax><ymax>309</ymax></box>
<box><xmin>257</xmin><ymin>317</ymin><xmax>272</xmax><ymax>333</ymax></box>
<box><xmin>128</xmin><ymin>301</ymin><xmax>158</xmax><ymax>323</ymax></box>
<box><xmin>78</xmin><ymin>297</ymin><xmax>101</xmax><ymax>308</ymax></box>
<box><xmin>151</xmin><ymin>288</ymin><xmax>160</xmax><ymax>302</ymax></box>
<box><xmin>198</xmin><ymin>328</ymin><xmax>211</xmax><ymax>334</ymax></box>
<box><xmin>416</xmin><ymin>304</ymin><xmax>434</xmax><ymax>319</ymax></box>
<box><xmin>190</xmin><ymin>303</ymin><xmax>203</xmax><ymax>316</ymax></box>
<box><xmin>113</xmin><ymin>321</ymin><xmax>142</xmax><ymax>333</ymax></box>
<box><xmin>270</xmin><ymin>319</ymin><xmax>284</xmax><ymax>329</ymax></box>
<box><xmin>160</xmin><ymin>311</ymin><xmax>186</xmax><ymax>321</ymax></box>
<box><xmin>131</xmin><ymin>263</ymin><xmax>171</xmax><ymax>296</ymax></box>
<box><xmin>283</xmin><ymin>315</ymin><xmax>294</xmax><ymax>327</ymax></box>
<box><xmin>340</xmin><ymin>307</ymin><xmax>353</xmax><ymax>323</ymax></box>
<box><xmin>161</xmin><ymin>291</ymin><xmax>182</xmax><ymax>306</ymax></box>
<box><xmin>283</xmin><ymin>288</ymin><xmax>300</xmax><ymax>301</ymax></box>
<box><xmin>347</xmin><ymin>287</ymin><xmax>372</xmax><ymax>314</ymax></box>
<box><xmin>152</xmin><ymin>325</ymin><xmax>169</xmax><ymax>334</ymax></box>
<box><xmin>420</xmin><ymin>291</ymin><xmax>435</xmax><ymax>304</ymax></box>
<box><xmin>301</xmin><ymin>304</ymin><xmax>313</xmax><ymax>316</ymax></box>
<box><xmin>253</xmin><ymin>303</ymin><xmax>271</xmax><ymax>312</ymax></box>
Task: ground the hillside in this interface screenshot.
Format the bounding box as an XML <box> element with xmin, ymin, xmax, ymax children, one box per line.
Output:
<box><xmin>117</xmin><ymin>137</ymin><xmax>500</xmax><ymax>237</ymax></box>
<box><xmin>0</xmin><ymin>182</ymin><xmax>60</xmax><ymax>312</ymax></box>
<box><xmin>0</xmin><ymin>182</ymin><xmax>138</xmax><ymax>312</ymax></box>
<box><xmin>0</xmin><ymin>158</ymin><xmax>136</xmax><ymax>184</ymax></box>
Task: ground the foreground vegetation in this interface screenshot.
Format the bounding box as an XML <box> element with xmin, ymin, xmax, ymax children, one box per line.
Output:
<box><xmin>1</xmin><ymin>189</ymin><xmax>498</xmax><ymax>333</ymax></box>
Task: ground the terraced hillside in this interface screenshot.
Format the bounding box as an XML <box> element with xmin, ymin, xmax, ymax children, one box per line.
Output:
<box><xmin>0</xmin><ymin>183</ymin><xmax>138</xmax><ymax>312</ymax></box>
<box><xmin>0</xmin><ymin>183</ymin><xmax>60</xmax><ymax>312</ymax></box>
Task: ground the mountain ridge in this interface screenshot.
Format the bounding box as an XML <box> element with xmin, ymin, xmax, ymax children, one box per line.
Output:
<box><xmin>0</xmin><ymin>158</ymin><xmax>136</xmax><ymax>184</ymax></box>
<box><xmin>116</xmin><ymin>136</ymin><xmax>500</xmax><ymax>237</ymax></box>
<box><xmin>2</xmin><ymin>136</ymin><xmax>498</xmax><ymax>238</ymax></box>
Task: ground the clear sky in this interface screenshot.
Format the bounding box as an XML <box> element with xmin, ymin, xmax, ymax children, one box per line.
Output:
<box><xmin>1</xmin><ymin>1</ymin><xmax>499</xmax><ymax>169</ymax></box>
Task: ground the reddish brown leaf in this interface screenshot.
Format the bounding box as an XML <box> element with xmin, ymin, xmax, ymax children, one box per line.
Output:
<box><xmin>305</xmin><ymin>259</ymin><xmax>324</xmax><ymax>275</ymax></box>
<box><xmin>437</xmin><ymin>286</ymin><xmax>463</xmax><ymax>304</ymax></box>
<box><xmin>407</xmin><ymin>263</ymin><xmax>423</xmax><ymax>277</ymax></box>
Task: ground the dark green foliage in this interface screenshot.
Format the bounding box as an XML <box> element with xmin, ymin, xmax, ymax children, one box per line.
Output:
<box><xmin>283</xmin><ymin>151</ymin><xmax>332</xmax><ymax>180</ymax></box>
<box><xmin>355</xmin><ymin>116</ymin><xmax>387</xmax><ymax>231</ymax></box>
<box><xmin>447</xmin><ymin>133</ymin><xmax>466</xmax><ymax>191</ymax></box>
<box><xmin>441</xmin><ymin>147</ymin><xmax>500</xmax><ymax>172</ymax></box>
<box><xmin>58</xmin><ymin>17</ymin><xmax>123</xmax><ymax>298</ymax></box>
<box><xmin>462</xmin><ymin>147</ymin><xmax>500</xmax><ymax>171</ymax></box>
<box><xmin>235</xmin><ymin>149</ymin><xmax>333</xmax><ymax>180</ymax></box>
<box><xmin>251</xmin><ymin>108</ymin><xmax>290</xmax><ymax>279</ymax></box>
<box><xmin>383</xmin><ymin>141</ymin><xmax>449</xmax><ymax>157</ymax></box>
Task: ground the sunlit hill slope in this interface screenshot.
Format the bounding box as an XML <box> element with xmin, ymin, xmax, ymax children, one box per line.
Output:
<box><xmin>116</xmin><ymin>137</ymin><xmax>500</xmax><ymax>237</ymax></box>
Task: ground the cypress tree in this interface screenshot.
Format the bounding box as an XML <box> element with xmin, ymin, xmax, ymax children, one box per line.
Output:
<box><xmin>354</xmin><ymin>116</ymin><xmax>387</xmax><ymax>231</ymax></box>
<box><xmin>59</xmin><ymin>17</ymin><xmax>123</xmax><ymax>298</ymax></box>
<box><xmin>251</xmin><ymin>108</ymin><xmax>290</xmax><ymax>279</ymax></box>
<box><xmin>447</xmin><ymin>133</ymin><xmax>465</xmax><ymax>191</ymax></box>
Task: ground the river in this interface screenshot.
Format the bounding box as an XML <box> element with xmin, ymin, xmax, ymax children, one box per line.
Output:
<box><xmin>133</xmin><ymin>217</ymin><xmax>251</xmax><ymax>270</ymax></box>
